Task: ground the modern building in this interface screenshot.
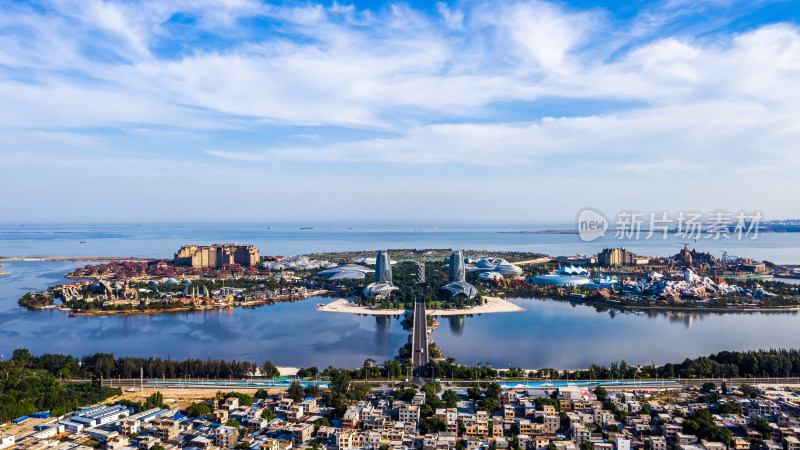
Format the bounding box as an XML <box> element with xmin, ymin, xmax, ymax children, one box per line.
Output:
<box><xmin>173</xmin><ymin>244</ymin><xmax>260</xmax><ymax>268</ymax></box>
<box><xmin>441</xmin><ymin>250</ymin><xmax>478</xmax><ymax>299</ymax></box>
<box><xmin>317</xmin><ymin>264</ymin><xmax>374</xmax><ymax>280</ymax></box>
<box><xmin>526</xmin><ymin>274</ymin><xmax>591</xmax><ymax>287</ymax></box>
<box><xmin>466</xmin><ymin>257</ymin><xmax>524</xmax><ymax>279</ymax></box>
<box><xmin>364</xmin><ymin>251</ymin><xmax>399</xmax><ymax>297</ymax></box>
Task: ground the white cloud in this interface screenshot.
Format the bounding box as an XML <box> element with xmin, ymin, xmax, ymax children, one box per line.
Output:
<box><xmin>1</xmin><ymin>0</ymin><xmax>800</xmax><ymax>221</ymax></box>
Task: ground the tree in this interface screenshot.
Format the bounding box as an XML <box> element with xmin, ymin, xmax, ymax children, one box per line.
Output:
<box><xmin>261</xmin><ymin>409</ymin><xmax>275</xmax><ymax>421</ymax></box>
<box><xmin>288</xmin><ymin>380</ymin><xmax>304</xmax><ymax>402</ymax></box>
<box><xmin>701</xmin><ymin>382</ymin><xmax>717</xmax><ymax>393</ymax></box>
<box><xmin>304</xmin><ymin>384</ymin><xmax>320</xmax><ymax>399</ymax></box>
<box><xmin>423</xmin><ymin>381</ymin><xmax>442</xmax><ymax>397</ymax></box>
<box><xmin>226</xmin><ymin>419</ymin><xmax>240</xmax><ymax>429</ymax></box>
<box><xmin>740</xmin><ymin>384</ymin><xmax>759</xmax><ymax>398</ymax></box>
<box><xmin>185</xmin><ymin>402</ymin><xmax>212</xmax><ymax>418</ymax></box>
<box><xmin>254</xmin><ymin>388</ymin><xmax>269</xmax><ymax>399</ymax></box>
<box><xmin>594</xmin><ymin>386</ymin><xmax>608</xmax><ymax>401</ymax></box>
<box><xmin>717</xmin><ymin>402</ymin><xmax>742</xmax><ymax>415</ymax></box>
<box><xmin>442</xmin><ymin>390</ymin><xmax>459</xmax><ymax>408</ymax></box>
<box><xmin>467</xmin><ymin>386</ymin><xmax>482</xmax><ymax>401</ymax></box>
<box><xmin>314</xmin><ymin>418</ymin><xmax>331</xmax><ymax>430</ymax></box>
<box><xmin>478</xmin><ymin>397</ymin><xmax>499</xmax><ymax>413</ymax></box>
<box><xmin>420</xmin><ymin>417</ymin><xmax>446</xmax><ymax>434</ymax></box>
<box><xmin>486</xmin><ymin>382</ymin><xmax>501</xmax><ymax>401</ymax></box>
<box><xmin>261</xmin><ymin>361</ymin><xmax>279</xmax><ymax>378</ymax></box>
<box><xmin>750</xmin><ymin>417</ymin><xmax>770</xmax><ymax>439</ymax></box>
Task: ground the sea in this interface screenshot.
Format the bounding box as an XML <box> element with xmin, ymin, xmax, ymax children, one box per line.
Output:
<box><xmin>2</xmin><ymin>222</ymin><xmax>800</xmax><ymax>369</ymax></box>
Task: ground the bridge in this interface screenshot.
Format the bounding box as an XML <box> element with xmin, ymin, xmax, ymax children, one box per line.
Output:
<box><xmin>410</xmin><ymin>298</ymin><xmax>429</xmax><ymax>383</ymax></box>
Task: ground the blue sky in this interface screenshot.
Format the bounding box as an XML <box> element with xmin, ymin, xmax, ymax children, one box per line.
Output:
<box><xmin>1</xmin><ymin>0</ymin><xmax>799</xmax><ymax>223</ymax></box>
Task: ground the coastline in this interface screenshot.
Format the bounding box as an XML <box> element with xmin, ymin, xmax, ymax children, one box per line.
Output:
<box><xmin>317</xmin><ymin>296</ymin><xmax>524</xmax><ymax>316</ymax></box>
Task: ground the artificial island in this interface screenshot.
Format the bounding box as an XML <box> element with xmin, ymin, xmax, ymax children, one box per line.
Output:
<box><xmin>14</xmin><ymin>243</ymin><xmax>800</xmax><ymax>317</ymax></box>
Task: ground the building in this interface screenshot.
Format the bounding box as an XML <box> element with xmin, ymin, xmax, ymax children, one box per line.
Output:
<box><xmin>174</xmin><ymin>244</ymin><xmax>260</xmax><ymax>268</ymax></box>
<box><xmin>292</xmin><ymin>423</ymin><xmax>313</xmax><ymax>446</ymax></box>
<box><xmin>556</xmin><ymin>255</ymin><xmax>598</xmax><ymax>265</ymax></box>
<box><xmin>784</xmin><ymin>436</ymin><xmax>800</xmax><ymax>450</ymax></box>
<box><xmin>214</xmin><ymin>425</ymin><xmax>239</xmax><ymax>448</ymax></box>
<box><xmin>363</xmin><ymin>251</ymin><xmax>399</xmax><ymax>297</ymax></box>
<box><xmin>441</xmin><ymin>250</ymin><xmax>478</xmax><ymax>299</ymax></box>
<box><xmin>0</xmin><ymin>436</ymin><xmax>15</xmax><ymax>450</ymax></box>
<box><xmin>399</xmin><ymin>405</ymin><xmax>420</xmax><ymax>423</ymax></box>
<box><xmin>598</xmin><ymin>248</ymin><xmax>649</xmax><ymax>266</ymax></box>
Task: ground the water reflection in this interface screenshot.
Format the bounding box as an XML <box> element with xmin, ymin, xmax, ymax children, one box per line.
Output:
<box><xmin>5</xmin><ymin>262</ymin><xmax>800</xmax><ymax>369</ymax></box>
<box><xmin>447</xmin><ymin>316</ymin><xmax>465</xmax><ymax>336</ymax></box>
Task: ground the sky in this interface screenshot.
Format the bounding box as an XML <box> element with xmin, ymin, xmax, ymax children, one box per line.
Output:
<box><xmin>1</xmin><ymin>0</ymin><xmax>799</xmax><ymax>224</ymax></box>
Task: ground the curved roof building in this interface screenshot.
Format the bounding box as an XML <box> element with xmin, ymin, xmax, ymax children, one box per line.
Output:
<box><xmin>364</xmin><ymin>250</ymin><xmax>399</xmax><ymax>297</ymax></box>
<box><xmin>441</xmin><ymin>250</ymin><xmax>478</xmax><ymax>299</ymax></box>
<box><xmin>317</xmin><ymin>264</ymin><xmax>373</xmax><ymax>280</ymax></box>
<box><xmin>526</xmin><ymin>274</ymin><xmax>590</xmax><ymax>286</ymax></box>
<box><xmin>478</xmin><ymin>271</ymin><xmax>504</xmax><ymax>281</ymax></box>
<box><xmin>466</xmin><ymin>257</ymin><xmax>524</xmax><ymax>279</ymax></box>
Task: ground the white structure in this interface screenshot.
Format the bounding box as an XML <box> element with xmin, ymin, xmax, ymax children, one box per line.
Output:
<box><xmin>0</xmin><ymin>436</ymin><xmax>15</xmax><ymax>450</ymax></box>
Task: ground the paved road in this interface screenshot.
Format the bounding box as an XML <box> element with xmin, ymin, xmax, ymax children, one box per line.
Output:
<box><xmin>72</xmin><ymin>376</ymin><xmax>800</xmax><ymax>392</ymax></box>
<box><xmin>411</xmin><ymin>300</ymin><xmax>429</xmax><ymax>382</ymax></box>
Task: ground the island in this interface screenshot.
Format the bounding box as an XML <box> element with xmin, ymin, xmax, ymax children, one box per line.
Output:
<box><xmin>15</xmin><ymin>243</ymin><xmax>800</xmax><ymax>317</ymax></box>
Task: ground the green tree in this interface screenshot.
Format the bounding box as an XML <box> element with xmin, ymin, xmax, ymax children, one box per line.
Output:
<box><xmin>185</xmin><ymin>402</ymin><xmax>212</xmax><ymax>418</ymax></box>
<box><xmin>226</xmin><ymin>419</ymin><xmax>240</xmax><ymax>429</ymax></box>
<box><xmin>750</xmin><ymin>417</ymin><xmax>770</xmax><ymax>439</ymax></box>
<box><xmin>594</xmin><ymin>386</ymin><xmax>608</xmax><ymax>401</ymax></box>
<box><xmin>288</xmin><ymin>380</ymin><xmax>304</xmax><ymax>402</ymax></box>
<box><xmin>420</xmin><ymin>417</ymin><xmax>446</xmax><ymax>434</ymax></box>
<box><xmin>442</xmin><ymin>390</ymin><xmax>459</xmax><ymax>408</ymax></box>
<box><xmin>261</xmin><ymin>409</ymin><xmax>275</xmax><ymax>421</ymax></box>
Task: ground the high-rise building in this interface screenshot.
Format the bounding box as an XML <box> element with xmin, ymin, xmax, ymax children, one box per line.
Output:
<box><xmin>415</xmin><ymin>263</ymin><xmax>425</xmax><ymax>284</ymax></box>
<box><xmin>441</xmin><ymin>250</ymin><xmax>477</xmax><ymax>299</ymax></box>
<box><xmin>173</xmin><ymin>244</ymin><xmax>260</xmax><ymax>268</ymax></box>
<box><xmin>363</xmin><ymin>251</ymin><xmax>399</xmax><ymax>297</ymax></box>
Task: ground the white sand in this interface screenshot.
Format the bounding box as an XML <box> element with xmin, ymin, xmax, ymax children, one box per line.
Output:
<box><xmin>317</xmin><ymin>296</ymin><xmax>523</xmax><ymax>316</ymax></box>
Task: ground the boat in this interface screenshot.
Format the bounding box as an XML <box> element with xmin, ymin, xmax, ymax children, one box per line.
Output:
<box><xmin>315</xmin><ymin>303</ymin><xmax>325</xmax><ymax>308</ymax></box>
<box><xmin>300</xmin><ymin>227</ymin><xmax>313</xmax><ymax>230</ymax></box>
<box><xmin>79</xmin><ymin>241</ymin><xmax>87</xmax><ymax>244</ymax></box>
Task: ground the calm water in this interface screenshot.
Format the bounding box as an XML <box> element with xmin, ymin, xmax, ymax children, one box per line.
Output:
<box><xmin>2</xmin><ymin>222</ymin><xmax>800</xmax><ymax>263</ymax></box>
<box><xmin>2</xmin><ymin>223</ymin><xmax>800</xmax><ymax>369</ymax></box>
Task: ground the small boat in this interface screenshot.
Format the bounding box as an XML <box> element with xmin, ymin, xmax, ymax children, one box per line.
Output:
<box><xmin>300</xmin><ymin>227</ymin><xmax>313</xmax><ymax>230</ymax></box>
<box><xmin>315</xmin><ymin>303</ymin><xmax>325</xmax><ymax>308</ymax></box>
<box><xmin>79</xmin><ymin>241</ymin><xmax>87</xmax><ymax>244</ymax></box>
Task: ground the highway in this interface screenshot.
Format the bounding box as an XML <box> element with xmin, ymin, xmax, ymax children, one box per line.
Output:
<box><xmin>411</xmin><ymin>299</ymin><xmax>429</xmax><ymax>382</ymax></box>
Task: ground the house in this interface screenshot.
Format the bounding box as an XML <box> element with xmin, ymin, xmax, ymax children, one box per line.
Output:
<box><xmin>784</xmin><ymin>436</ymin><xmax>800</xmax><ymax>450</ymax></box>
<box><xmin>214</xmin><ymin>425</ymin><xmax>239</xmax><ymax>448</ymax></box>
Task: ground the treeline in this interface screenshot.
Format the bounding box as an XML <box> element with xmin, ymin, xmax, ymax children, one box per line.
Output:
<box><xmin>11</xmin><ymin>348</ymin><xmax>800</xmax><ymax>389</ymax></box>
<box><xmin>9</xmin><ymin>349</ymin><xmax>279</xmax><ymax>380</ymax></box>
<box><xmin>0</xmin><ymin>356</ymin><xmax>121</xmax><ymax>423</ymax></box>
<box><xmin>500</xmin><ymin>349</ymin><xmax>800</xmax><ymax>381</ymax></box>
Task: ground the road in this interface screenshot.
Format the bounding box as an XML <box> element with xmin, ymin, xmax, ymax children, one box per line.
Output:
<box><xmin>411</xmin><ymin>299</ymin><xmax>429</xmax><ymax>382</ymax></box>
<box><xmin>64</xmin><ymin>376</ymin><xmax>800</xmax><ymax>392</ymax></box>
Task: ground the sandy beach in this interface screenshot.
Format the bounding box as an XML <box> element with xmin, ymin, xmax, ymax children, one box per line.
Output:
<box><xmin>317</xmin><ymin>296</ymin><xmax>523</xmax><ymax>316</ymax></box>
